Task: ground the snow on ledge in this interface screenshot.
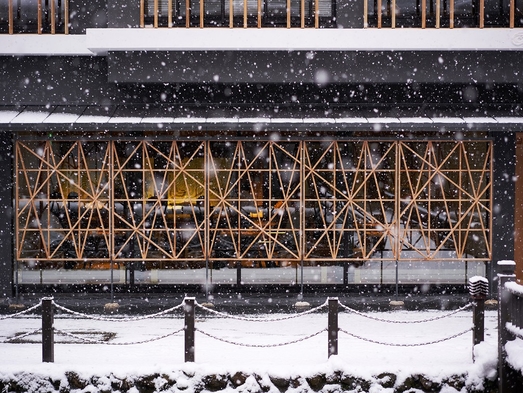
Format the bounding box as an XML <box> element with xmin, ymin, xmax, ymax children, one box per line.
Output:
<box><xmin>506</xmin><ymin>337</ymin><xmax>523</xmax><ymax>373</ymax></box>
<box><xmin>0</xmin><ymin>35</ymin><xmax>91</xmax><ymax>56</ymax></box>
<box><xmin>85</xmin><ymin>28</ymin><xmax>523</xmax><ymax>54</ymax></box>
<box><xmin>469</xmin><ymin>276</ymin><xmax>488</xmax><ymax>284</ymax></box>
<box><xmin>2</xmin><ymin>111</ymin><xmax>523</xmax><ymax>126</ymax></box>
<box><xmin>1</xmin><ymin>28</ymin><xmax>522</xmax><ymax>56</ymax></box>
<box><xmin>505</xmin><ymin>281</ymin><xmax>523</xmax><ymax>296</ymax></box>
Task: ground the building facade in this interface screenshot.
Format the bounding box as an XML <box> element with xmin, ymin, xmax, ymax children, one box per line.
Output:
<box><xmin>1</xmin><ymin>0</ymin><xmax>522</xmax><ymax>297</ymax></box>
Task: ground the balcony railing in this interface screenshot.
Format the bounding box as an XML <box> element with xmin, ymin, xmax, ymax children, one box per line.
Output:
<box><xmin>366</xmin><ymin>0</ymin><xmax>522</xmax><ymax>28</ymax></box>
<box><xmin>0</xmin><ymin>0</ymin><xmax>521</xmax><ymax>34</ymax></box>
<box><xmin>140</xmin><ymin>0</ymin><xmax>336</xmax><ymax>28</ymax></box>
<box><xmin>141</xmin><ymin>0</ymin><xmax>522</xmax><ymax>28</ymax></box>
<box><xmin>0</xmin><ymin>0</ymin><xmax>69</xmax><ymax>34</ymax></box>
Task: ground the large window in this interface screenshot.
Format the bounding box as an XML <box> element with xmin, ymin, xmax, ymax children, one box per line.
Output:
<box><xmin>15</xmin><ymin>134</ymin><xmax>491</xmax><ymax>285</ymax></box>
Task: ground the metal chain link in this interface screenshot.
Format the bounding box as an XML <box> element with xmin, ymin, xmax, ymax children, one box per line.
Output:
<box><xmin>0</xmin><ymin>328</ymin><xmax>42</xmax><ymax>343</ymax></box>
<box><xmin>338</xmin><ymin>301</ymin><xmax>473</xmax><ymax>324</ymax></box>
<box><xmin>52</xmin><ymin>301</ymin><xmax>185</xmax><ymax>322</ymax></box>
<box><xmin>195</xmin><ymin>300</ymin><xmax>328</xmax><ymax>322</ymax></box>
<box><xmin>54</xmin><ymin>327</ymin><xmax>185</xmax><ymax>345</ymax></box>
<box><xmin>196</xmin><ymin>327</ymin><xmax>327</xmax><ymax>347</ymax></box>
<box><xmin>339</xmin><ymin>327</ymin><xmax>473</xmax><ymax>346</ymax></box>
<box><xmin>0</xmin><ymin>301</ymin><xmax>42</xmax><ymax>320</ymax></box>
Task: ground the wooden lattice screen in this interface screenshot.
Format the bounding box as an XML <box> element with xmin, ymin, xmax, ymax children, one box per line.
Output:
<box><xmin>16</xmin><ymin>138</ymin><xmax>492</xmax><ymax>269</ymax></box>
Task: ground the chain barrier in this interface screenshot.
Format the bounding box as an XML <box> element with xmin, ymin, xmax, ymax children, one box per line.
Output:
<box><xmin>52</xmin><ymin>301</ymin><xmax>185</xmax><ymax>322</ymax></box>
<box><xmin>196</xmin><ymin>327</ymin><xmax>327</xmax><ymax>348</ymax></box>
<box><xmin>195</xmin><ymin>299</ymin><xmax>328</xmax><ymax>322</ymax></box>
<box><xmin>338</xmin><ymin>301</ymin><xmax>473</xmax><ymax>324</ymax></box>
<box><xmin>1</xmin><ymin>297</ymin><xmax>480</xmax><ymax>363</ymax></box>
<box><xmin>0</xmin><ymin>328</ymin><xmax>42</xmax><ymax>343</ymax></box>
<box><xmin>54</xmin><ymin>327</ymin><xmax>185</xmax><ymax>345</ymax></box>
<box><xmin>0</xmin><ymin>301</ymin><xmax>42</xmax><ymax>320</ymax></box>
<box><xmin>339</xmin><ymin>326</ymin><xmax>473</xmax><ymax>347</ymax></box>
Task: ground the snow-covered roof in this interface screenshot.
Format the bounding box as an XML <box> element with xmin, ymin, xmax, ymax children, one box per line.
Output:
<box><xmin>1</xmin><ymin>105</ymin><xmax>522</xmax><ymax>131</ymax></box>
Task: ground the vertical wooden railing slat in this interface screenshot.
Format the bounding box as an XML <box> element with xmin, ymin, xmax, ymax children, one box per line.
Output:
<box><xmin>315</xmin><ymin>0</ymin><xmax>319</xmax><ymax>27</ymax></box>
<box><xmin>392</xmin><ymin>0</ymin><xmax>396</xmax><ymax>27</ymax></box>
<box><xmin>449</xmin><ymin>0</ymin><xmax>454</xmax><ymax>28</ymax></box>
<box><xmin>168</xmin><ymin>0</ymin><xmax>173</xmax><ymax>27</ymax></box>
<box><xmin>8</xmin><ymin>0</ymin><xmax>13</xmax><ymax>34</ymax></box>
<box><xmin>38</xmin><ymin>0</ymin><xmax>42</xmax><ymax>34</ymax></box>
<box><xmin>436</xmin><ymin>0</ymin><xmax>440</xmax><ymax>28</ymax></box>
<box><xmin>510</xmin><ymin>0</ymin><xmax>515</xmax><ymax>28</ymax></box>
<box><xmin>243</xmin><ymin>0</ymin><xmax>247</xmax><ymax>27</ymax></box>
<box><xmin>154</xmin><ymin>0</ymin><xmax>158</xmax><ymax>27</ymax></box>
<box><xmin>51</xmin><ymin>0</ymin><xmax>56</xmax><ymax>34</ymax></box>
<box><xmin>140</xmin><ymin>0</ymin><xmax>145</xmax><ymax>27</ymax></box>
<box><xmin>421</xmin><ymin>0</ymin><xmax>426</xmax><ymax>28</ymax></box>
<box><xmin>200</xmin><ymin>0</ymin><xmax>204</xmax><ymax>27</ymax></box>
<box><xmin>301</xmin><ymin>0</ymin><xmax>305</xmax><ymax>27</ymax></box>
<box><xmin>64</xmin><ymin>0</ymin><xmax>69</xmax><ymax>34</ymax></box>
<box><xmin>363</xmin><ymin>0</ymin><xmax>368</xmax><ymax>27</ymax></box>
<box><xmin>377</xmin><ymin>0</ymin><xmax>382</xmax><ymax>27</ymax></box>
<box><xmin>186</xmin><ymin>0</ymin><xmax>190</xmax><ymax>27</ymax></box>
<box><xmin>287</xmin><ymin>0</ymin><xmax>291</xmax><ymax>27</ymax></box>
<box><xmin>479</xmin><ymin>0</ymin><xmax>484</xmax><ymax>28</ymax></box>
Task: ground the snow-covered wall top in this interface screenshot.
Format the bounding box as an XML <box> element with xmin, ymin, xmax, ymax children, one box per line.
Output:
<box><xmin>1</xmin><ymin>28</ymin><xmax>523</xmax><ymax>56</ymax></box>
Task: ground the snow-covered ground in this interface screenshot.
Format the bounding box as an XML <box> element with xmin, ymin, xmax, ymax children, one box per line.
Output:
<box><xmin>0</xmin><ymin>300</ymin><xmax>499</xmax><ymax>392</ymax></box>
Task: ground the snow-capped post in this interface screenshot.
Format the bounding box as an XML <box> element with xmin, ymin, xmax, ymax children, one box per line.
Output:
<box><xmin>497</xmin><ymin>260</ymin><xmax>516</xmax><ymax>393</ymax></box>
<box><xmin>468</xmin><ymin>275</ymin><xmax>488</xmax><ymax>360</ymax></box>
<box><xmin>327</xmin><ymin>298</ymin><xmax>338</xmax><ymax>358</ymax></box>
<box><xmin>184</xmin><ymin>297</ymin><xmax>196</xmax><ymax>362</ymax></box>
<box><xmin>41</xmin><ymin>297</ymin><xmax>54</xmax><ymax>363</ymax></box>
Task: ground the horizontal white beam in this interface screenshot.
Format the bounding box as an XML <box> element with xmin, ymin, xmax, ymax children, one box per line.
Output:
<box><xmin>1</xmin><ymin>28</ymin><xmax>523</xmax><ymax>56</ymax></box>
<box><xmin>86</xmin><ymin>28</ymin><xmax>523</xmax><ymax>54</ymax></box>
<box><xmin>0</xmin><ymin>35</ymin><xmax>92</xmax><ymax>56</ymax></box>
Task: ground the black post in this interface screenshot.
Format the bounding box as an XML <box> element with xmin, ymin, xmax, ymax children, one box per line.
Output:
<box><xmin>472</xmin><ymin>299</ymin><xmax>485</xmax><ymax>345</ymax></box>
<box><xmin>498</xmin><ymin>261</ymin><xmax>516</xmax><ymax>393</ymax></box>
<box><xmin>184</xmin><ymin>297</ymin><xmax>195</xmax><ymax>362</ymax></box>
<box><xmin>328</xmin><ymin>298</ymin><xmax>338</xmax><ymax>358</ymax></box>
<box><xmin>468</xmin><ymin>276</ymin><xmax>488</xmax><ymax>361</ymax></box>
<box><xmin>236</xmin><ymin>261</ymin><xmax>241</xmax><ymax>287</ymax></box>
<box><xmin>42</xmin><ymin>297</ymin><xmax>54</xmax><ymax>363</ymax></box>
<box><xmin>472</xmin><ymin>298</ymin><xmax>485</xmax><ymax>361</ymax></box>
<box><xmin>129</xmin><ymin>263</ymin><xmax>135</xmax><ymax>290</ymax></box>
<box><xmin>343</xmin><ymin>264</ymin><xmax>349</xmax><ymax>286</ymax></box>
